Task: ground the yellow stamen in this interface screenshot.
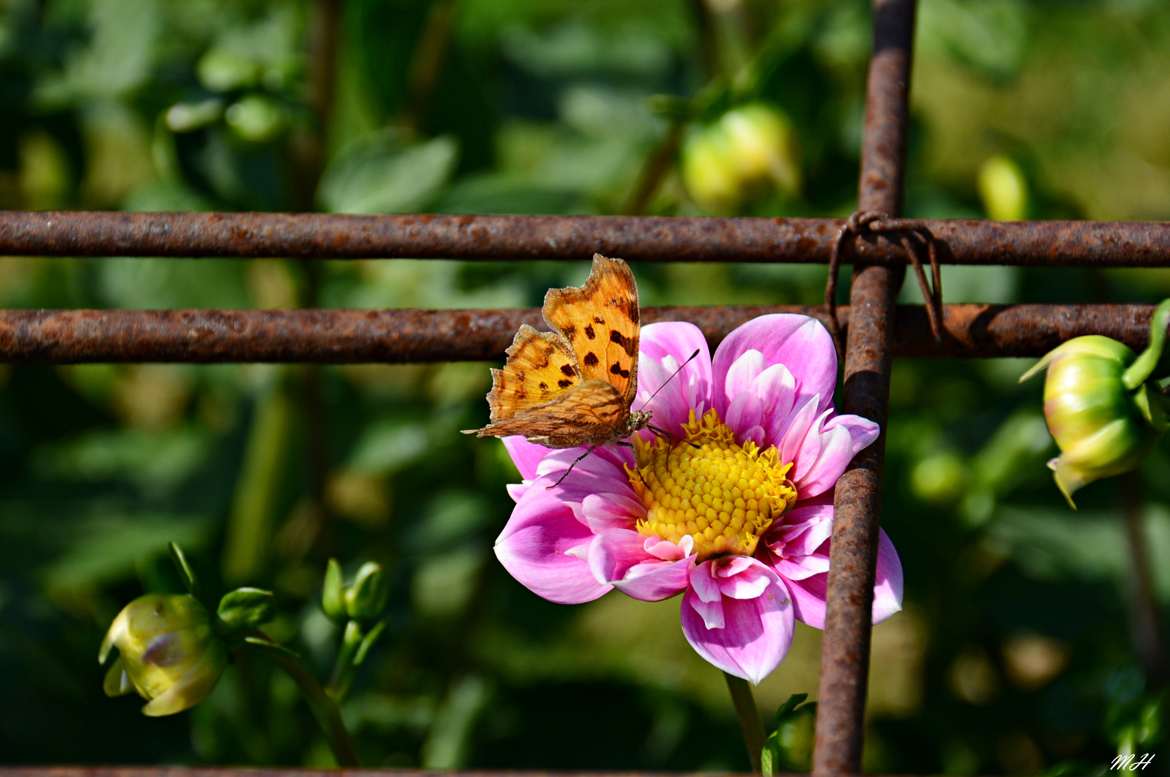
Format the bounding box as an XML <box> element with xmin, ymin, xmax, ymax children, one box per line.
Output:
<box><xmin>627</xmin><ymin>408</ymin><xmax>797</xmax><ymax>560</ymax></box>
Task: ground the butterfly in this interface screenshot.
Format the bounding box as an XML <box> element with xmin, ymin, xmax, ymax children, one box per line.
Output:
<box><xmin>462</xmin><ymin>254</ymin><xmax>654</xmax><ymax>451</ymax></box>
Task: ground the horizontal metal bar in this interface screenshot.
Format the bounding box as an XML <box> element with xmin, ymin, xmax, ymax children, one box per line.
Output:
<box><xmin>0</xmin><ymin>304</ymin><xmax>1161</xmax><ymax>363</ymax></box>
<box><xmin>2</xmin><ymin>211</ymin><xmax>1170</xmax><ymax>266</ymax></box>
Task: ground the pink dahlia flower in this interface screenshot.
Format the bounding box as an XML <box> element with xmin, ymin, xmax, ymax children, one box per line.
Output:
<box><xmin>494</xmin><ymin>315</ymin><xmax>903</xmax><ymax>684</ymax></box>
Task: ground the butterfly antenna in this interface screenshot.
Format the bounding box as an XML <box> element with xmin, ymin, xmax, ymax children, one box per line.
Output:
<box><xmin>637</xmin><ymin>348</ymin><xmax>701</xmax><ymax>412</ymax></box>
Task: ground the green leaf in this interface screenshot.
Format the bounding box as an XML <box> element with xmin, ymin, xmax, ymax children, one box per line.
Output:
<box><xmin>317</xmin><ymin>131</ymin><xmax>458</xmax><ymax>214</ymax></box>
<box><xmin>217</xmin><ymin>587</ymin><xmax>277</xmax><ymax>631</ymax></box>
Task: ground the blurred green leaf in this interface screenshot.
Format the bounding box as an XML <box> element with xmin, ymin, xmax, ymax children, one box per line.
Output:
<box><xmin>317</xmin><ymin>131</ymin><xmax>458</xmax><ymax>214</ymax></box>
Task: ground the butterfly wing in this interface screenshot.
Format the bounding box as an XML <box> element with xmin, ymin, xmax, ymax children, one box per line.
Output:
<box><xmin>469</xmin><ymin>380</ymin><xmax>628</xmax><ymax>448</ymax></box>
<box><xmin>542</xmin><ymin>254</ymin><xmax>640</xmax><ymax>407</ymax></box>
<box><xmin>479</xmin><ymin>324</ymin><xmax>581</xmax><ymax>425</ymax></box>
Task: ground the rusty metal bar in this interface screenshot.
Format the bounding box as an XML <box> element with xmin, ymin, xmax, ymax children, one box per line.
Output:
<box><xmin>814</xmin><ymin>1</ymin><xmax>915</xmax><ymax>773</ymax></box>
<box><xmin>3</xmin><ymin>210</ymin><xmax>1170</xmax><ymax>266</ymax></box>
<box><xmin>0</xmin><ymin>304</ymin><xmax>1161</xmax><ymax>364</ymax></box>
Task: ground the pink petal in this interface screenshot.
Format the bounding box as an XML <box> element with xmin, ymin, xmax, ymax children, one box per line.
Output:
<box><xmin>587</xmin><ymin>529</ymin><xmax>692</xmax><ymax>601</ymax></box>
<box><xmin>494</xmin><ymin>490</ymin><xmax>611</xmax><ymax>605</ymax></box>
<box><xmin>754</xmin><ymin>364</ymin><xmax>798</xmax><ymax>449</ymax></box>
<box><xmin>506</xmin><ymin>483</ymin><xmax>528</xmax><ymax>503</ymax></box>
<box><xmin>780</xmin><ymin>529</ymin><xmax>904</xmax><ymax>628</ymax></box>
<box><xmin>770</xmin><ymin>496</ymin><xmax>834</xmax><ymax>554</ymax></box>
<box><xmin>503</xmin><ymin>436</ymin><xmax>551</xmax><ymax>480</ymax></box>
<box><xmin>777</xmin><ymin>395</ymin><xmax>821</xmax><ymax>466</ymax></box>
<box><xmin>580</xmin><ymin>492</ymin><xmax>643</xmax><ymax>533</ymax></box>
<box><xmin>722</xmin><ymin>349</ymin><xmax>766</xmax><ymax>402</ymax></box>
<box><xmin>636</xmin><ymin>322</ymin><xmax>713</xmax><ymax>436</ymax></box>
<box><xmin>680</xmin><ymin>558</ymin><xmax>794</xmax><ymax>684</ymax></box>
<box><xmin>688</xmin><ymin>560</ymin><xmax>721</xmax><ymax>602</ymax></box>
<box><xmin>712</xmin><ymin>315</ymin><xmax>838</xmax><ymax>418</ymax></box>
<box><xmin>725</xmin><ymin>389</ymin><xmax>765</xmax><ymax>441</ymax></box>
<box><xmin>784</xmin><ymin>572</ymin><xmax>828</xmax><ymax>629</ymax></box>
<box><xmin>793</xmin><ymin>414</ymin><xmax>880</xmax><ymax>498</ymax></box>
<box><xmin>791</xmin><ymin>409</ymin><xmax>833</xmax><ymax>484</ymax></box>
<box><xmin>537</xmin><ymin>447</ymin><xmax>636</xmax><ymax>510</ymax></box>
<box><xmin>774</xmin><ymin>554</ymin><xmax>830</xmax><ymax>582</ymax></box>
<box><xmin>873</xmin><ymin>528</ymin><xmax>904</xmax><ymax>624</ymax></box>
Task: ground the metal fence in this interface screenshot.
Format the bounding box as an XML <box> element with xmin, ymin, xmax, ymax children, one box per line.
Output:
<box><xmin>1</xmin><ymin>0</ymin><xmax>1165</xmax><ymax>774</ymax></box>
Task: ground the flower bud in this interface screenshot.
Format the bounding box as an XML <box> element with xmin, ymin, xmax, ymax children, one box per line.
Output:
<box><xmin>99</xmin><ymin>594</ymin><xmax>227</xmax><ymax>717</ymax></box>
<box><xmin>1021</xmin><ymin>300</ymin><xmax>1170</xmax><ymax>507</ymax></box>
<box><xmin>977</xmin><ymin>155</ymin><xmax>1030</xmax><ymax>222</ymax></box>
<box><xmin>345</xmin><ymin>561</ymin><xmax>389</xmax><ymax>622</ymax></box>
<box><xmin>322</xmin><ymin>558</ymin><xmax>346</xmax><ymax>621</ymax></box>
<box><xmin>681</xmin><ymin>102</ymin><xmax>800</xmax><ymax>212</ymax></box>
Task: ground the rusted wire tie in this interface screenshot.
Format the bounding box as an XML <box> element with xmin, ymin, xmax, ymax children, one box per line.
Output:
<box><xmin>825</xmin><ymin>211</ymin><xmax>944</xmax><ymax>353</ymax></box>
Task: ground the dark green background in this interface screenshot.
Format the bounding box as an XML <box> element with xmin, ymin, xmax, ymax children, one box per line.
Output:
<box><xmin>1</xmin><ymin>1</ymin><xmax>1168</xmax><ymax>774</ymax></box>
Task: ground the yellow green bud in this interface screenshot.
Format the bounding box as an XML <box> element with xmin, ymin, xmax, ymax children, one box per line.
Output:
<box><xmin>681</xmin><ymin>102</ymin><xmax>800</xmax><ymax>212</ymax></box>
<box><xmin>1021</xmin><ymin>301</ymin><xmax>1170</xmax><ymax>507</ymax></box>
<box><xmin>99</xmin><ymin>594</ymin><xmax>227</xmax><ymax>717</ymax></box>
<box><xmin>681</xmin><ymin>126</ymin><xmax>740</xmax><ymax>212</ymax></box>
<box><xmin>977</xmin><ymin>155</ymin><xmax>1030</xmax><ymax>222</ymax></box>
<box><xmin>719</xmin><ymin>103</ymin><xmax>800</xmax><ymax>199</ymax></box>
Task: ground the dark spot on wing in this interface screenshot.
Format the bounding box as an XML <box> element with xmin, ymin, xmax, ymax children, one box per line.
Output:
<box><xmin>583</xmin><ymin>352</ymin><xmax>599</xmax><ymax>367</ymax></box>
<box><xmin>584</xmin><ymin>324</ymin><xmax>596</xmax><ymax>340</ymax></box>
<box><xmin>539</xmin><ymin>381</ymin><xmax>549</xmax><ymax>391</ymax></box>
<box><xmin>593</xmin><ymin>315</ymin><xmax>605</xmax><ymax>324</ymax></box>
<box><xmin>560</xmin><ymin>323</ymin><xmax>575</xmax><ymax>340</ymax></box>
<box><xmin>560</xmin><ymin>364</ymin><xmax>575</xmax><ymax>377</ymax></box>
<box><xmin>557</xmin><ymin>379</ymin><xmax>573</xmax><ymax>389</ymax></box>
<box><xmin>610</xmin><ymin>362</ymin><xmax>631</xmax><ymax>379</ymax></box>
<box><xmin>609</xmin><ymin>329</ymin><xmax>636</xmax><ymax>355</ymax></box>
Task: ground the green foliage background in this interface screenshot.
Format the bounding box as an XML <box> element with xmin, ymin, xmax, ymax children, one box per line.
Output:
<box><xmin>1</xmin><ymin>0</ymin><xmax>1169</xmax><ymax>773</ymax></box>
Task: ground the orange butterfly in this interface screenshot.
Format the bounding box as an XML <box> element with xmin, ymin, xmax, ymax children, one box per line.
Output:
<box><xmin>463</xmin><ymin>254</ymin><xmax>653</xmax><ymax>450</ymax></box>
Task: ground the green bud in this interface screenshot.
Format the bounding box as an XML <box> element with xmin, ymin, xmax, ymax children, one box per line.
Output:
<box><xmin>164</xmin><ymin>98</ymin><xmax>224</xmax><ymax>134</ymax></box>
<box><xmin>681</xmin><ymin>125</ymin><xmax>740</xmax><ymax>212</ymax></box>
<box><xmin>322</xmin><ymin>558</ymin><xmax>346</xmax><ymax>621</ymax></box>
<box><xmin>718</xmin><ymin>103</ymin><xmax>800</xmax><ymax>198</ymax></box>
<box><xmin>681</xmin><ymin>102</ymin><xmax>800</xmax><ymax>212</ymax></box>
<box><xmin>225</xmin><ymin>95</ymin><xmax>287</xmax><ymax>143</ymax></box>
<box><xmin>977</xmin><ymin>155</ymin><xmax>1030</xmax><ymax>222</ymax></box>
<box><xmin>1021</xmin><ymin>301</ymin><xmax>1170</xmax><ymax>507</ymax></box>
<box><xmin>217</xmin><ymin>587</ymin><xmax>276</xmax><ymax>631</ymax></box>
<box><xmin>197</xmin><ymin>48</ymin><xmax>261</xmax><ymax>93</ymax></box>
<box><xmin>99</xmin><ymin>594</ymin><xmax>227</xmax><ymax>717</ymax></box>
<box><xmin>910</xmin><ymin>450</ymin><xmax>967</xmax><ymax>504</ymax></box>
<box><xmin>345</xmin><ymin>561</ymin><xmax>389</xmax><ymax>622</ymax></box>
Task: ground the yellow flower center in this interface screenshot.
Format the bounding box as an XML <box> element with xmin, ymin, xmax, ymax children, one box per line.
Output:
<box><xmin>627</xmin><ymin>408</ymin><xmax>798</xmax><ymax>560</ymax></box>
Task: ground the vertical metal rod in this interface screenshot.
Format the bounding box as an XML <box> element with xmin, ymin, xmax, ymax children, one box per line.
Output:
<box><xmin>813</xmin><ymin>1</ymin><xmax>916</xmax><ymax>773</ymax></box>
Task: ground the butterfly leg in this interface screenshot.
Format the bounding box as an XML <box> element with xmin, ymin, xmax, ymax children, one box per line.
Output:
<box><xmin>548</xmin><ymin>446</ymin><xmax>597</xmax><ymax>488</ymax></box>
<box><xmin>650</xmin><ymin>423</ymin><xmax>699</xmax><ymax>449</ymax></box>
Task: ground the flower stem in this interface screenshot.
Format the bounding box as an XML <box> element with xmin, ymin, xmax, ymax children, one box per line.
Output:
<box><xmin>1123</xmin><ymin>298</ymin><xmax>1170</xmax><ymax>390</ymax></box>
<box><xmin>723</xmin><ymin>672</ymin><xmax>764</xmax><ymax>773</ymax></box>
<box><xmin>241</xmin><ymin>637</ymin><xmax>360</xmax><ymax>767</ymax></box>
